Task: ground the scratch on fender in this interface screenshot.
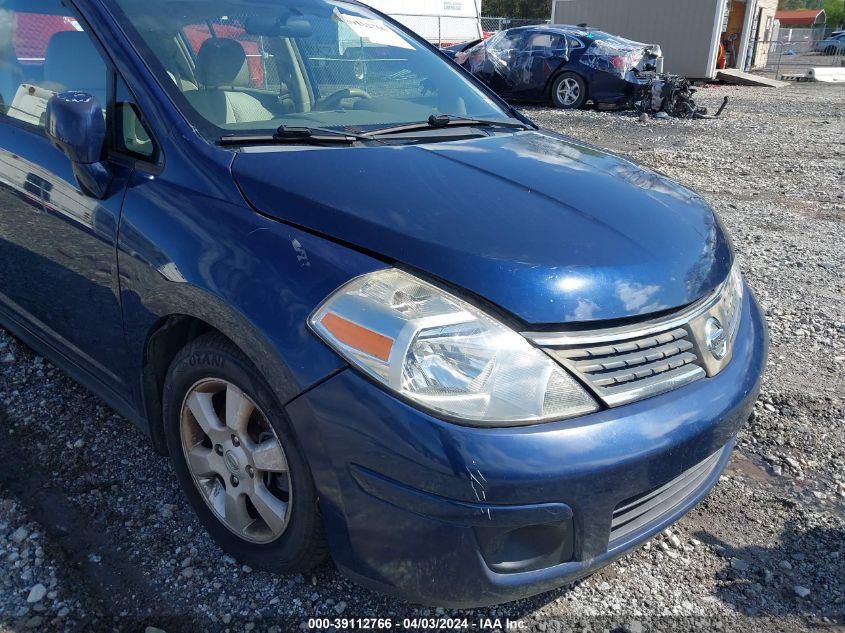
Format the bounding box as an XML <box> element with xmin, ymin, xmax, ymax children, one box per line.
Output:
<box><xmin>292</xmin><ymin>238</ymin><xmax>311</xmax><ymax>267</ymax></box>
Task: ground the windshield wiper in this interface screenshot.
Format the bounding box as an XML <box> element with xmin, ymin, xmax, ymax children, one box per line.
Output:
<box><xmin>362</xmin><ymin>114</ymin><xmax>532</xmax><ymax>138</ymax></box>
<box><xmin>220</xmin><ymin>125</ymin><xmax>370</xmax><ymax>146</ymax></box>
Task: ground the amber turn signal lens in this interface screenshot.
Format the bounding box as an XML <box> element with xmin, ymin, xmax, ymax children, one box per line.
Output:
<box><xmin>320</xmin><ymin>312</ymin><xmax>394</xmax><ymax>361</ymax></box>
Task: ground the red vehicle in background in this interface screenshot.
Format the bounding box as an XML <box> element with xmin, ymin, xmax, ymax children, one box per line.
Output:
<box><xmin>8</xmin><ymin>12</ymin><xmax>265</xmax><ymax>88</ymax></box>
<box><xmin>13</xmin><ymin>14</ymin><xmax>79</xmax><ymax>66</ymax></box>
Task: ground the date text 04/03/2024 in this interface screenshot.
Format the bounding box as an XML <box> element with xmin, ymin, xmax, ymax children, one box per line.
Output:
<box><xmin>306</xmin><ymin>618</ymin><xmax>527</xmax><ymax>630</ymax></box>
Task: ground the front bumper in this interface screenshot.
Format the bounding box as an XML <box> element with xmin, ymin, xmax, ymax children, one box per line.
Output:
<box><xmin>286</xmin><ymin>291</ymin><xmax>768</xmax><ymax>607</ymax></box>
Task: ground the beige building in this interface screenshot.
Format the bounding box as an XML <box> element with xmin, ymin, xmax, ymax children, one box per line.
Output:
<box><xmin>551</xmin><ymin>0</ymin><xmax>780</xmax><ymax>79</ymax></box>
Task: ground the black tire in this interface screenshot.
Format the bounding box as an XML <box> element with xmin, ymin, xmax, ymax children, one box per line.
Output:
<box><xmin>163</xmin><ymin>333</ymin><xmax>328</xmax><ymax>573</ymax></box>
<box><xmin>824</xmin><ymin>46</ymin><xmax>836</xmax><ymax>56</ymax></box>
<box><xmin>550</xmin><ymin>72</ymin><xmax>588</xmax><ymax>109</ymax></box>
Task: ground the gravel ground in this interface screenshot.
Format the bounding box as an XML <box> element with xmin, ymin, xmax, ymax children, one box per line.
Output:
<box><xmin>1</xmin><ymin>81</ymin><xmax>844</xmax><ymax>633</ymax></box>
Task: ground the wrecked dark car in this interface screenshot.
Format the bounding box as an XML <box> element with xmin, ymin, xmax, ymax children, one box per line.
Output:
<box><xmin>452</xmin><ymin>26</ymin><xmax>663</xmax><ymax>109</ymax></box>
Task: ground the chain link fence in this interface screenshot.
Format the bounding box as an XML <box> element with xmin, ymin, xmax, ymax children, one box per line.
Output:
<box><xmin>750</xmin><ymin>38</ymin><xmax>845</xmax><ymax>78</ymax></box>
<box><xmin>480</xmin><ymin>17</ymin><xmax>550</xmax><ymax>35</ymax></box>
<box><xmin>386</xmin><ymin>15</ymin><xmax>549</xmax><ymax>48</ymax></box>
<box><xmin>386</xmin><ymin>14</ymin><xmax>478</xmax><ymax>47</ymax></box>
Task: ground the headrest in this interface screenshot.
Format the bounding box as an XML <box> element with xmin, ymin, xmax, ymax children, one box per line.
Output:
<box><xmin>196</xmin><ymin>38</ymin><xmax>248</xmax><ymax>88</ymax></box>
<box><xmin>43</xmin><ymin>31</ymin><xmax>107</xmax><ymax>102</ymax></box>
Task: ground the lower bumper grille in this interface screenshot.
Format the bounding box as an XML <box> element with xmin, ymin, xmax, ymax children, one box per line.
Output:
<box><xmin>610</xmin><ymin>447</ymin><xmax>725</xmax><ymax>543</ymax></box>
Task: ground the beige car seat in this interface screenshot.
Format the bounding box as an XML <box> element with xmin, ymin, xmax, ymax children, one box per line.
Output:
<box><xmin>184</xmin><ymin>38</ymin><xmax>275</xmax><ymax>126</ymax></box>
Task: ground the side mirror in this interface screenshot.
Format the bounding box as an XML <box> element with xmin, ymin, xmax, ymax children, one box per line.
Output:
<box><xmin>45</xmin><ymin>91</ymin><xmax>112</xmax><ymax>199</ymax></box>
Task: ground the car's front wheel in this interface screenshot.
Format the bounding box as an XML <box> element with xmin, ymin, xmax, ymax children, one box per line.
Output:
<box><xmin>163</xmin><ymin>333</ymin><xmax>327</xmax><ymax>572</ymax></box>
<box><xmin>551</xmin><ymin>72</ymin><xmax>588</xmax><ymax>109</ymax></box>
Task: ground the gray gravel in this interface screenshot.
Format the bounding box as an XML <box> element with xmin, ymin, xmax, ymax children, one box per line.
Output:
<box><xmin>1</xmin><ymin>81</ymin><xmax>844</xmax><ymax>632</ymax></box>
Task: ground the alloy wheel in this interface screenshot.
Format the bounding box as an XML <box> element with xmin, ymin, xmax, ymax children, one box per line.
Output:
<box><xmin>557</xmin><ymin>77</ymin><xmax>581</xmax><ymax>106</ymax></box>
<box><xmin>180</xmin><ymin>378</ymin><xmax>292</xmax><ymax>544</ymax></box>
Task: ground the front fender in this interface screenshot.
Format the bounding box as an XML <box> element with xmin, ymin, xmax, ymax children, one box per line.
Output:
<box><xmin>117</xmin><ymin>170</ymin><xmax>385</xmax><ymax>434</ymax></box>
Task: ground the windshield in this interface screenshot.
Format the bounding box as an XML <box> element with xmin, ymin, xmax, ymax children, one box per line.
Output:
<box><xmin>109</xmin><ymin>0</ymin><xmax>513</xmax><ymax>142</ymax></box>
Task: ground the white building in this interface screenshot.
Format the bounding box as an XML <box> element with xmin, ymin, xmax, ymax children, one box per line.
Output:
<box><xmin>550</xmin><ymin>0</ymin><xmax>780</xmax><ymax>79</ymax></box>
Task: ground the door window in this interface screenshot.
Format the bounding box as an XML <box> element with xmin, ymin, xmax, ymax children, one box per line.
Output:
<box><xmin>525</xmin><ymin>32</ymin><xmax>569</xmax><ymax>57</ymax></box>
<box><xmin>0</xmin><ymin>2</ymin><xmax>107</xmax><ymax>128</ymax></box>
<box><xmin>526</xmin><ymin>33</ymin><xmax>553</xmax><ymax>50</ymax></box>
<box><xmin>114</xmin><ymin>77</ymin><xmax>156</xmax><ymax>160</ymax></box>
<box><xmin>487</xmin><ymin>31</ymin><xmax>524</xmax><ymax>59</ymax></box>
<box><xmin>566</xmin><ymin>35</ymin><xmax>585</xmax><ymax>51</ymax></box>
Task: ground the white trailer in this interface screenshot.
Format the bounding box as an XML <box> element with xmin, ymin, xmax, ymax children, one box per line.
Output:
<box><xmin>551</xmin><ymin>0</ymin><xmax>779</xmax><ymax>79</ymax></box>
<box><xmin>363</xmin><ymin>0</ymin><xmax>483</xmax><ymax>46</ymax></box>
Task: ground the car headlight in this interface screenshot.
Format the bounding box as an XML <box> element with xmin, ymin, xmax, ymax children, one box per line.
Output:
<box><xmin>309</xmin><ymin>269</ymin><xmax>598</xmax><ymax>426</ymax></box>
<box><xmin>721</xmin><ymin>262</ymin><xmax>744</xmax><ymax>345</ymax></box>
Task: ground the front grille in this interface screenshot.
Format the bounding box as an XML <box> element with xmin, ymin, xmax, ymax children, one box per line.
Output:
<box><xmin>545</xmin><ymin>326</ymin><xmax>706</xmax><ymax>407</ymax></box>
<box><xmin>609</xmin><ymin>447</ymin><xmax>724</xmax><ymax>543</ymax></box>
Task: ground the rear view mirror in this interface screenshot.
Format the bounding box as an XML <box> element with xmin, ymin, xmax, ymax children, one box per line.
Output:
<box><xmin>245</xmin><ymin>16</ymin><xmax>312</xmax><ymax>38</ymax></box>
<box><xmin>45</xmin><ymin>91</ymin><xmax>112</xmax><ymax>199</ymax></box>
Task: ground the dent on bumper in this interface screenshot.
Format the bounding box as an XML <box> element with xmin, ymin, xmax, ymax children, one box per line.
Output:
<box><xmin>285</xmin><ymin>291</ymin><xmax>768</xmax><ymax>607</ymax></box>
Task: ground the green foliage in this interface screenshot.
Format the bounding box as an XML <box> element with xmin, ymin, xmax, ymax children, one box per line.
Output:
<box><xmin>824</xmin><ymin>0</ymin><xmax>845</xmax><ymax>27</ymax></box>
<box><xmin>778</xmin><ymin>0</ymin><xmax>824</xmax><ymax>9</ymax></box>
<box><xmin>481</xmin><ymin>0</ymin><xmax>552</xmax><ymax>18</ymax></box>
<box><xmin>484</xmin><ymin>0</ymin><xmax>842</xmax><ymax>25</ymax></box>
<box><xmin>777</xmin><ymin>0</ymin><xmax>844</xmax><ymax>27</ymax></box>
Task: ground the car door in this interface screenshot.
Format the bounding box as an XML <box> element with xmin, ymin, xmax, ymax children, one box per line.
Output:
<box><xmin>0</xmin><ymin>1</ymin><xmax>138</xmax><ymax>402</ymax></box>
<box><xmin>480</xmin><ymin>31</ymin><xmax>525</xmax><ymax>97</ymax></box>
<box><xmin>509</xmin><ymin>31</ymin><xmax>570</xmax><ymax>100</ymax></box>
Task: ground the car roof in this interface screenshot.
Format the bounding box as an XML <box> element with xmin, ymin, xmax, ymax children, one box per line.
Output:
<box><xmin>505</xmin><ymin>24</ymin><xmax>608</xmax><ymax>39</ymax></box>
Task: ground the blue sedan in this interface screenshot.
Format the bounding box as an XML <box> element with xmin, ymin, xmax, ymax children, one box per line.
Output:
<box><xmin>815</xmin><ymin>32</ymin><xmax>845</xmax><ymax>55</ymax></box>
<box><xmin>0</xmin><ymin>0</ymin><xmax>765</xmax><ymax>608</ymax></box>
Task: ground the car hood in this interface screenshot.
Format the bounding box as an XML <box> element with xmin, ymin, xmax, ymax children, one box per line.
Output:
<box><xmin>232</xmin><ymin>130</ymin><xmax>732</xmax><ymax>325</ymax></box>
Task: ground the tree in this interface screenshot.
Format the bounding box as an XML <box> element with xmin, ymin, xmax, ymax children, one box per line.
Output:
<box><xmin>824</xmin><ymin>0</ymin><xmax>845</xmax><ymax>27</ymax></box>
<box><xmin>481</xmin><ymin>0</ymin><xmax>552</xmax><ymax>18</ymax></box>
<box><xmin>778</xmin><ymin>0</ymin><xmax>844</xmax><ymax>28</ymax></box>
<box><xmin>778</xmin><ymin>0</ymin><xmax>823</xmax><ymax>8</ymax></box>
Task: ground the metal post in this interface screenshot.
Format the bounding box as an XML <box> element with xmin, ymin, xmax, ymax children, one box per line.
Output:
<box><xmin>438</xmin><ymin>16</ymin><xmax>442</xmax><ymax>48</ymax></box>
<box><xmin>775</xmin><ymin>40</ymin><xmax>783</xmax><ymax>78</ymax></box>
<box><xmin>259</xmin><ymin>36</ymin><xmax>268</xmax><ymax>90</ymax></box>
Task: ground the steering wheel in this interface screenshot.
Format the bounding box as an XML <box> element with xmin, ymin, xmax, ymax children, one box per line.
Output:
<box><xmin>316</xmin><ymin>88</ymin><xmax>371</xmax><ymax>111</ymax></box>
